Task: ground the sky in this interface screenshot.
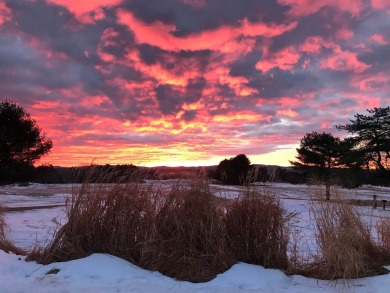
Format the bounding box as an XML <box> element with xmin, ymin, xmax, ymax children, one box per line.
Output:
<box><xmin>0</xmin><ymin>0</ymin><xmax>389</xmax><ymax>167</ymax></box>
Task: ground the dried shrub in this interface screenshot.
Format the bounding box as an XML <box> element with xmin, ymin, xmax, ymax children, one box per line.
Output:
<box><xmin>224</xmin><ymin>189</ymin><xmax>290</xmax><ymax>270</ymax></box>
<box><xmin>296</xmin><ymin>191</ymin><xmax>389</xmax><ymax>280</ymax></box>
<box><xmin>141</xmin><ymin>180</ymin><xmax>235</xmax><ymax>282</ymax></box>
<box><xmin>39</xmin><ymin>167</ymin><xmax>157</xmax><ymax>264</ymax></box>
<box><xmin>0</xmin><ymin>205</ymin><xmax>25</xmax><ymax>254</ymax></box>
<box><xmin>377</xmin><ymin>216</ymin><xmax>390</xmax><ymax>254</ymax></box>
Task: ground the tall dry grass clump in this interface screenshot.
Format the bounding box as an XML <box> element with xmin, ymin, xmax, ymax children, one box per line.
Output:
<box><xmin>0</xmin><ymin>205</ymin><xmax>25</xmax><ymax>254</ymax></box>
<box><xmin>0</xmin><ymin>205</ymin><xmax>5</xmax><ymax>240</ymax></box>
<box><xmin>141</xmin><ymin>179</ymin><xmax>235</xmax><ymax>283</ymax></box>
<box><xmin>298</xmin><ymin>190</ymin><xmax>388</xmax><ymax>280</ymax></box>
<box><xmin>0</xmin><ymin>205</ymin><xmax>8</xmax><ymax>251</ymax></box>
<box><xmin>376</xmin><ymin>216</ymin><xmax>390</xmax><ymax>253</ymax></box>
<box><xmin>39</xmin><ymin>168</ymin><xmax>157</xmax><ymax>264</ymax></box>
<box><xmin>224</xmin><ymin>188</ymin><xmax>290</xmax><ymax>270</ymax></box>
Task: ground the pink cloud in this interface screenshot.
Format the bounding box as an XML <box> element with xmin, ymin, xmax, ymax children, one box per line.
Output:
<box><xmin>46</xmin><ymin>0</ymin><xmax>122</xmax><ymax>23</ymax></box>
<box><xmin>372</xmin><ymin>0</ymin><xmax>390</xmax><ymax>12</ymax></box>
<box><xmin>0</xmin><ymin>1</ymin><xmax>11</xmax><ymax>25</ymax></box>
<box><xmin>278</xmin><ymin>0</ymin><xmax>363</xmax><ymax>16</ymax></box>
<box><xmin>204</xmin><ymin>66</ymin><xmax>258</xmax><ymax>97</ymax></box>
<box><xmin>117</xmin><ymin>10</ymin><xmax>297</xmax><ymax>52</ymax></box>
<box><xmin>299</xmin><ymin>36</ymin><xmax>325</xmax><ymax>54</ymax></box>
<box><xmin>179</xmin><ymin>0</ymin><xmax>206</xmax><ymax>8</ymax></box>
<box><xmin>276</xmin><ymin>109</ymin><xmax>299</xmax><ymax>118</ymax></box>
<box><xmin>370</xmin><ymin>33</ymin><xmax>388</xmax><ymax>45</ymax></box>
<box><xmin>256</xmin><ymin>47</ymin><xmax>301</xmax><ymax>72</ymax></box>
<box><xmin>320</xmin><ymin>47</ymin><xmax>369</xmax><ymax>73</ymax></box>
<box><xmin>352</xmin><ymin>73</ymin><xmax>390</xmax><ymax>92</ymax></box>
<box><xmin>335</xmin><ymin>27</ymin><xmax>354</xmax><ymax>40</ymax></box>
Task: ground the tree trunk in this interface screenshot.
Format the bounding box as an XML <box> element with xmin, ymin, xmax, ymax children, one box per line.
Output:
<box><xmin>376</xmin><ymin>151</ymin><xmax>386</xmax><ymax>171</ymax></box>
<box><xmin>325</xmin><ymin>183</ymin><xmax>330</xmax><ymax>200</ymax></box>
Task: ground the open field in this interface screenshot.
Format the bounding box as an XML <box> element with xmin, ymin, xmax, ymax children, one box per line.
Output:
<box><xmin>1</xmin><ymin>182</ymin><xmax>390</xmax><ymax>292</ymax></box>
<box><xmin>1</xmin><ymin>181</ymin><xmax>390</xmax><ymax>249</ymax></box>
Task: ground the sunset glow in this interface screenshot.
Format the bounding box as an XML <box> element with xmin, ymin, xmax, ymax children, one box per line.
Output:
<box><xmin>1</xmin><ymin>0</ymin><xmax>389</xmax><ymax>167</ymax></box>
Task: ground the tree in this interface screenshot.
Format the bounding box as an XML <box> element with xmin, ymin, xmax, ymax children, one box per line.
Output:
<box><xmin>290</xmin><ymin>132</ymin><xmax>343</xmax><ymax>200</ymax></box>
<box><xmin>337</xmin><ymin>107</ymin><xmax>390</xmax><ymax>171</ymax></box>
<box><xmin>215</xmin><ymin>154</ymin><xmax>251</xmax><ymax>185</ymax></box>
<box><xmin>0</xmin><ymin>100</ymin><xmax>52</xmax><ymax>168</ymax></box>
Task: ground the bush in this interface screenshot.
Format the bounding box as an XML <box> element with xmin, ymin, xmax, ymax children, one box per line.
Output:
<box><xmin>39</xmin><ymin>168</ymin><xmax>157</xmax><ymax>264</ymax></box>
<box><xmin>140</xmin><ymin>179</ymin><xmax>235</xmax><ymax>282</ymax></box>
<box><xmin>215</xmin><ymin>154</ymin><xmax>251</xmax><ymax>185</ymax></box>
<box><xmin>225</xmin><ymin>189</ymin><xmax>290</xmax><ymax>270</ymax></box>
<box><xmin>294</xmin><ymin>191</ymin><xmax>389</xmax><ymax>280</ymax></box>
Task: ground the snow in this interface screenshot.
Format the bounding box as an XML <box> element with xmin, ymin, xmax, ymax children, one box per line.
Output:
<box><xmin>2</xmin><ymin>250</ymin><xmax>390</xmax><ymax>293</ymax></box>
<box><xmin>2</xmin><ymin>182</ymin><xmax>390</xmax><ymax>292</ymax></box>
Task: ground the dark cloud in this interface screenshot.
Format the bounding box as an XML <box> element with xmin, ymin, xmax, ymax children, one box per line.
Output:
<box><xmin>249</xmin><ymin>68</ymin><xmax>322</xmax><ymax>98</ymax></box>
<box><xmin>138</xmin><ymin>44</ymin><xmax>161</xmax><ymax>65</ymax></box>
<box><xmin>182</xmin><ymin>110</ymin><xmax>197</xmax><ymax>121</ymax></box>
<box><xmin>229</xmin><ymin>50</ymin><xmax>261</xmax><ymax>77</ymax></box>
<box><xmin>359</xmin><ymin>44</ymin><xmax>390</xmax><ymax>73</ymax></box>
<box><xmin>155</xmin><ymin>78</ymin><xmax>205</xmax><ymax>116</ymax></box>
<box><xmin>155</xmin><ymin>84</ymin><xmax>183</xmax><ymax>115</ymax></box>
<box><xmin>124</xmin><ymin>0</ymin><xmax>288</xmax><ymax>36</ymax></box>
<box><xmin>186</xmin><ymin>77</ymin><xmax>206</xmax><ymax>99</ymax></box>
<box><xmin>270</xmin><ymin>11</ymin><xmax>340</xmax><ymax>52</ymax></box>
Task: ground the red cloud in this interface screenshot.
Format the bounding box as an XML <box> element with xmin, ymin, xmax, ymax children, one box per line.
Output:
<box><xmin>117</xmin><ymin>10</ymin><xmax>297</xmax><ymax>52</ymax></box>
<box><xmin>320</xmin><ymin>47</ymin><xmax>369</xmax><ymax>73</ymax></box>
<box><xmin>256</xmin><ymin>46</ymin><xmax>301</xmax><ymax>72</ymax></box>
<box><xmin>278</xmin><ymin>0</ymin><xmax>363</xmax><ymax>16</ymax></box>
<box><xmin>46</xmin><ymin>0</ymin><xmax>122</xmax><ymax>23</ymax></box>
<box><xmin>0</xmin><ymin>1</ymin><xmax>11</xmax><ymax>25</ymax></box>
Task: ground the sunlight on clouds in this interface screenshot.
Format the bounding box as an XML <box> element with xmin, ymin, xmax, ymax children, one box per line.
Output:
<box><xmin>213</xmin><ymin>112</ymin><xmax>271</xmax><ymax>123</ymax></box>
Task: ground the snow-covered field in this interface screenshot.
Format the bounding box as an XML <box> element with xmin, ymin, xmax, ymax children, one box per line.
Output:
<box><xmin>1</xmin><ymin>182</ymin><xmax>390</xmax><ymax>293</ymax></box>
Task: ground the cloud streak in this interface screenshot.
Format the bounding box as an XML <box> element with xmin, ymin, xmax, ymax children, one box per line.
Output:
<box><xmin>0</xmin><ymin>0</ymin><xmax>389</xmax><ymax>166</ymax></box>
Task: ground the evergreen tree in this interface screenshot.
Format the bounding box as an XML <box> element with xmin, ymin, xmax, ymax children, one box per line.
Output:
<box><xmin>337</xmin><ymin>107</ymin><xmax>390</xmax><ymax>171</ymax></box>
<box><xmin>0</xmin><ymin>100</ymin><xmax>52</xmax><ymax>168</ymax></box>
<box><xmin>290</xmin><ymin>132</ymin><xmax>343</xmax><ymax>200</ymax></box>
<box><xmin>216</xmin><ymin>154</ymin><xmax>251</xmax><ymax>185</ymax></box>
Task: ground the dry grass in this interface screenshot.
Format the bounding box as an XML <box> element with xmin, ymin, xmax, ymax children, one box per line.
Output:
<box><xmin>376</xmin><ymin>216</ymin><xmax>390</xmax><ymax>253</ymax></box>
<box><xmin>140</xmin><ymin>179</ymin><xmax>236</xmax><ymax>282</ymax></box>
<box><xmin>38</xmin><ymin>167</ymin><xmax>157</xmax><ymax>264</ymax></box>
<box><xmin>31</xmin><ymin>169</ymin><xmax>390</xmax><ymax>282</ymax></box>
<box><xmin>292</xmin><ymin>189</ymin><xmax>389</xmax><ymax>280</ymax></box>
<box><xmin>0</xmin><ymin>205</ymin><xmax>25</xmax><ymax>254</ymax></box>
<box><xmin>0</xmin><ymin>205</ymin><xmax>5</xmax><ymax>240</ymax></box>
<box><xmin>224</xmin><ymin>188</ymin><xmax>290</xmax><ymax>270</ymax></box>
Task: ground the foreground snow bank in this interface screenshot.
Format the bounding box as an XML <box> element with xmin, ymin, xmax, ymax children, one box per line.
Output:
<box><xmin>1</xmin><ymin>250</ymin><xmax>390</xmax><ymax>293</ymax></box>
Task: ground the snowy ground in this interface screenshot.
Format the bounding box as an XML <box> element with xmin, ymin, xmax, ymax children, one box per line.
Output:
<box><xmin>1</xmin><ymin>182</ymin><xmax>390</xmax><ymax>292</ymax></box>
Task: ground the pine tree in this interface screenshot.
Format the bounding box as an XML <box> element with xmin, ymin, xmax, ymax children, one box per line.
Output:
<box><xmin>290</xmin><ymin>132</ymin><xmax>343</xmax><ymax>200</ymax></box>
<box><xmin>0</xmin><ymin>100</ymin><xmax>52</xmax><ymax>168</ymax></box>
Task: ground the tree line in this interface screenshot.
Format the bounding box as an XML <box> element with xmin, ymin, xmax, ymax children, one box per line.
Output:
<box><xmin>1</xmin><ymin>100</ymin><xmax>389</xmax><ymax>189</ymax></box>
<box><xmin>213</xmin><ymin>107</ymin><xmax>390</xmax><ymax>190</ymax></box>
